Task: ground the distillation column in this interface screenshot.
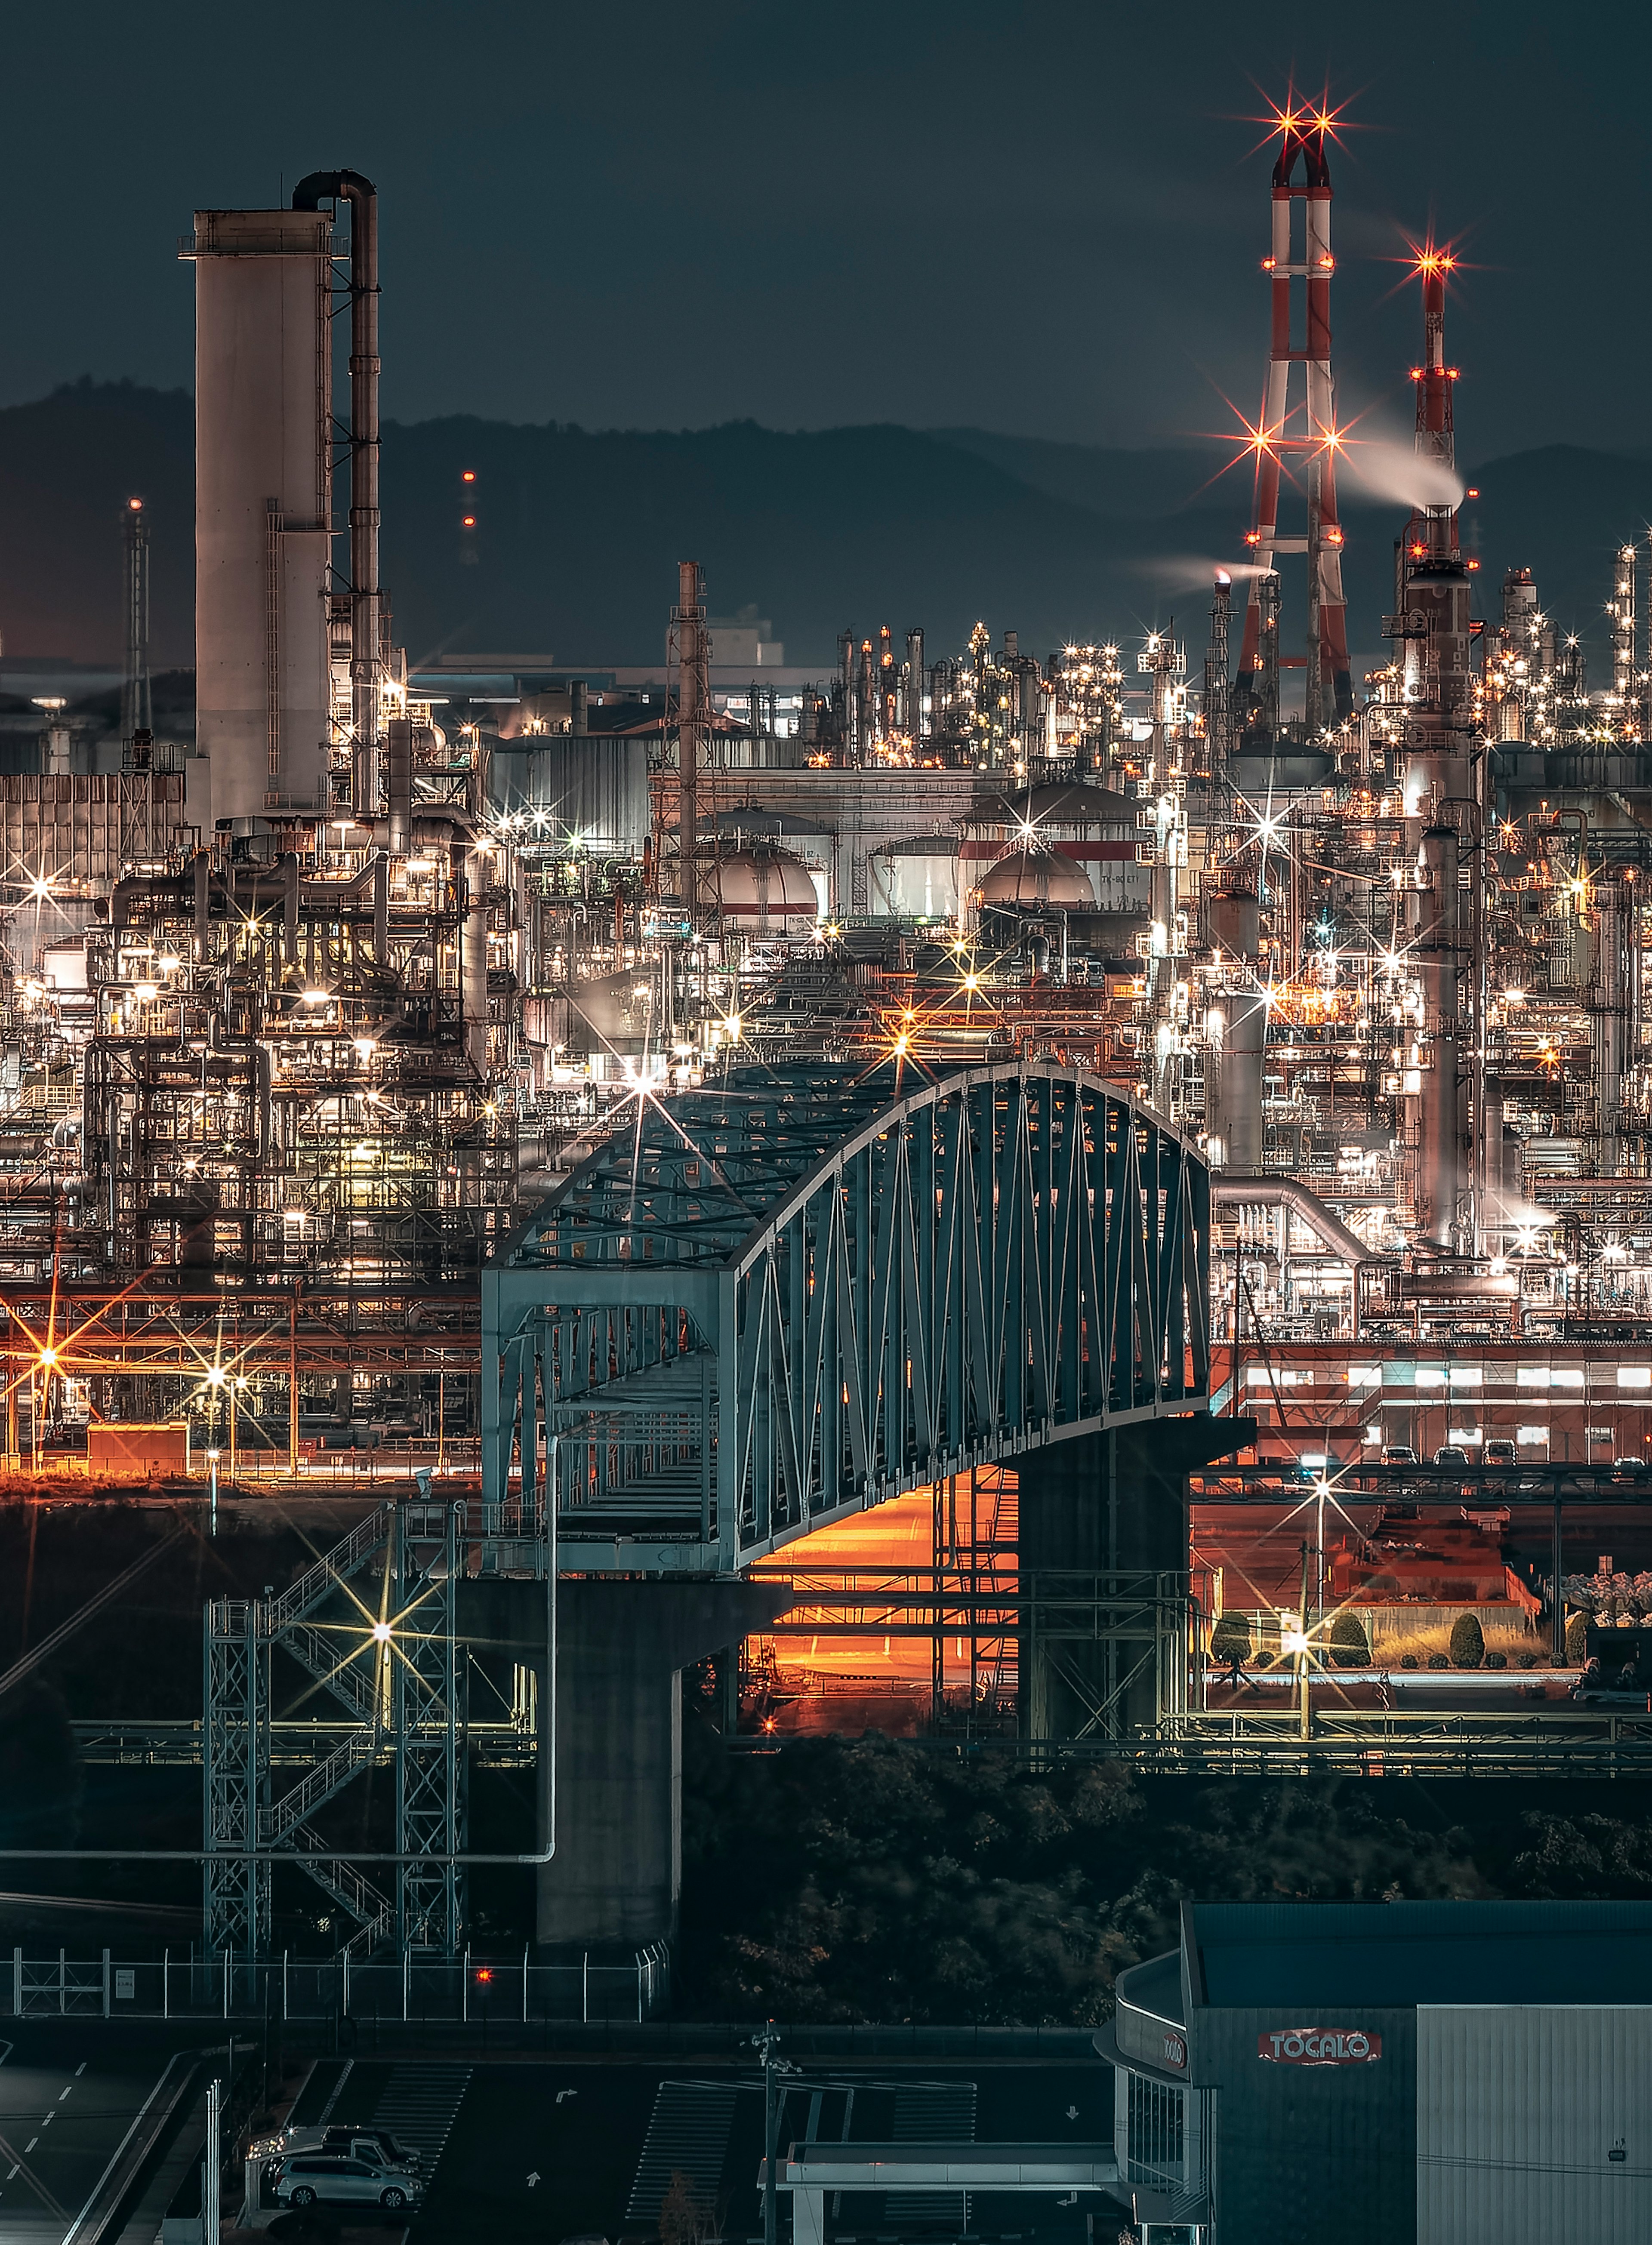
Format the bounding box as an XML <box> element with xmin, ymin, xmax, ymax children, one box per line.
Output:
<box><xmin>1592</xmin><ymin>878</ymin><xmax>1638</xmax><ymax>1177</ymax></box>
<box><xmin>1392</xmin><ymin>243</ymin><xmax>1480</xmax><ymax>1256</ymax></box>
<box><xmin>1142</xmin><ymin>632</ymin><xmax>1188</xmax><ymax>1118</ymax></box>
<box><xmin>1205</xmin><ymin>876</ymin><xmax>1265</xmax><ymax>1171</ymax></box>
<box><xmin>1397</xmin><ymin>544</ymin><xmax>1478</xmax><ymax>1253</ymax></box>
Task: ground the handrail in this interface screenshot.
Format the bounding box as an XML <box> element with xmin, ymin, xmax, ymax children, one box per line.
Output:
<box><xmin>260</xmin><ymin>1729</ymin><xmax>379</xmax><ymax>1845</ymax></box>
<box><xmin>265</xmin><ymin>1504</ymin><xmax>392</xmax><ymax>1631</ymax></box>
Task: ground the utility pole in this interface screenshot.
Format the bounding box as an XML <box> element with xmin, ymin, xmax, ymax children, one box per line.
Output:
<box><xmin>204</xmin><ymin>2074</ymin><xmax>222</xmax><ymax>2242</ymax></box>
<box><xmin>752</xmin><ymin>2020</ymin><xmax>794</xmax><ymax>2245</ymax></box>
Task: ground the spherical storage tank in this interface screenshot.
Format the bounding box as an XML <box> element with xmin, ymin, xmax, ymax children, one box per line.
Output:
<box><xmin>976</xmin><ymin>847</ymin><xmax>1094</xmax><ymax>911</ymax></box>
<box><xmin>712</xmin><ymin>847</ymin><xmax>821</xmax><ymax>931</ymax></box>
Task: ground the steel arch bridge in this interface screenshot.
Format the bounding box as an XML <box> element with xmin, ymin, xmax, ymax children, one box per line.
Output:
<box><xmin>482</xmin><ymin>1062</ymin><xmax>1210</xmax><ymax>1572</ymax></box>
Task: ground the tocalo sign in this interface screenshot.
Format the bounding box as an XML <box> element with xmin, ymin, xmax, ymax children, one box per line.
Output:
<box><xmin>1258</xmin><ymin>2028</ymin><xmax>1382</xmax><ymax>2066</ymax></box>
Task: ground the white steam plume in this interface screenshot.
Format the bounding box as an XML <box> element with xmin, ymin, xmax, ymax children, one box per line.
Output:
<box><xmin>1137</xmin><ymin>555</ymin><xmax>1276</xmax><ymax>590</ymax></box>
<box><xmin>1340</xmin><ymin>439</ymin><xmax>1464</xmax><ymax>512</ymax></box>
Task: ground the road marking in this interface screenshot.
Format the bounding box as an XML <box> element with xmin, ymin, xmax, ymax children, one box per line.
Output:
<box><xmin>58</xmin><ymin>2089</ymin><xmax>70</xmax><ymax>2102</ymax></box>
<box><xmin>41</xmin><ymin>2113</ymin><xmax>53</xmax><ymax>2127</ymax></box>
<box><xmin>24</xmin><ymin>2139</ymin><xmax>35</xmax><ymax>2153</ymax></box>
<box><xmin>527</xmin><ymin>2171</ymin><xmax>541</xmax><ymax>2188</ymax></box>
<box><xmin>73</xmin><ymin>2063</ymin><xmax>85</xmax><ymax>2077</ymax></box>
<box><xmin>0</xmin><ymin>2129</ymin><xmax>64</xmax><ymax>2219</ymax></box>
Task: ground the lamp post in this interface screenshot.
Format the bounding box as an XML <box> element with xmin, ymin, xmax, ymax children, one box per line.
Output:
<box><xmin>751</xmin><ymin>2021</ymin><xmax>795</xmax><ymax>2245</ymax></box>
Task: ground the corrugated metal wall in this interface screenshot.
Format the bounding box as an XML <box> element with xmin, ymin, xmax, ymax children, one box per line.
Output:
<box><xmin>1418</xmin><ymin>2006</ymin><xmax>1652</xmax><ymax>2244</ymax></box>
<box><xmin>490</xmin><ymin>739</ymin><xmax>650</xmax><ymax>853</ymax></box>
<box><xmin>1201</xmin><ymin>2005</ymin><xmax>1416</xmax><ymax>2245</ymax></box>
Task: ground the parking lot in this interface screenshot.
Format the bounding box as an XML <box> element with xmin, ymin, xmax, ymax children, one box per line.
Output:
<box><xmin>267</xmin><ymin>2055</ymin><xmax>1118</xmax><ymax>2245</ymax></box>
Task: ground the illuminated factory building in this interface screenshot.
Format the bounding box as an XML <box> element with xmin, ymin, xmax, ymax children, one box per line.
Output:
<box><xmin>7</xmin><ymin>106</ymin><xmax>1652</xmax><ymax>1790</ymax></box>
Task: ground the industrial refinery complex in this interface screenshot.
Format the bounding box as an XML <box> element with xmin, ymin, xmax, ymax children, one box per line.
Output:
<box><xmin>2</xmin><ymin>98</ymin><xmax>1652</xmax><ymax>2031</ymax></box>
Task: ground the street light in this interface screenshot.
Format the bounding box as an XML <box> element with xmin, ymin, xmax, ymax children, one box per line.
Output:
<box><xmin>750</xmin><ymin>2023</ymin><xmax>796</xmax><ymax>2245</ymax></box>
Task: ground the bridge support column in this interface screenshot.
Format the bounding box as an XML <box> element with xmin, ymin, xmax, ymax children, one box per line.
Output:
<box><xmin>527</xmin><ymin>1579</ymin><xmax>790</xmax><ymax>1949</ymax></box>
<box><xmin>1017</xmin><ymin>1416</ymin><xmax>1253</xmax><ymax>1743</ymax></box>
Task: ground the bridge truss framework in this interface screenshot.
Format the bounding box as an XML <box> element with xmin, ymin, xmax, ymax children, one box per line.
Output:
<box><xmin>482</xmin><ymin>1061</ymin><xmax>1212</xmax><ymax>1571</ymax></box>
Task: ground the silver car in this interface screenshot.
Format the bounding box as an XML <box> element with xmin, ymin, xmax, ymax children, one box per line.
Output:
<box><xmin>273</xmin><ymin>2153</ymin><xmax>423</xmax><ymax>2211</ymax></box>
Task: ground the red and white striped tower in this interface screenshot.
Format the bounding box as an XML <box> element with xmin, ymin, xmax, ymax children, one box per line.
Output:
<box><xmin>1235</xmin><ymin>108</ymin><xmax>1353</xmax><ymax>738</ymax></box>
<box><xmin>1407</xmin><ymin>244</ymin><xmax>1458</xmax><ymax>562</ymax></box>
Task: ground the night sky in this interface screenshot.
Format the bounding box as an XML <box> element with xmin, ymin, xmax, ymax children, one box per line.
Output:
<box><xmin>7</xmin><ymin>2</ymin><xmax>1651</xmax><ymax>463</ymax></box>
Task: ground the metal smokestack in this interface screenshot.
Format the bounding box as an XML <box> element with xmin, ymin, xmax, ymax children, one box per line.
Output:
<box><xmin>905</xmin><ymin>627</ymin><xmax>926</xmax><ymax>739</ymax></box>
<box><xmin>292</xmin><ymin>171</ymin><xmax>380</xmax><ymax>818</ymax></box>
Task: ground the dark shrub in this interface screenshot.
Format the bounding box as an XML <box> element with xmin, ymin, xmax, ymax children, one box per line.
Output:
<box><xmin>1450</xmin><ymin>1612</ymin><xmax>1486</xmax><ymax>1670</ymax></box>
<box><xmin>1330</xmin><ymin>1611</ymin><xmax>1371</xmax><ymax>1668</ymax></box>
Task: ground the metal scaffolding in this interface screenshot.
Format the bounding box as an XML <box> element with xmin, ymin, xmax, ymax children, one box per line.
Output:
<box><xmin>202</xmin><ymin>1498</ymin><xmax>467</xmax><ymax>1960</ymax></box>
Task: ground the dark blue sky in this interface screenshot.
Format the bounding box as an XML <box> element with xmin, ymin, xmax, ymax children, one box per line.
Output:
<box><xmin>8</xmin><ymin>1</ymin><xmax>1648</xmax><ymax>460</ymax></box>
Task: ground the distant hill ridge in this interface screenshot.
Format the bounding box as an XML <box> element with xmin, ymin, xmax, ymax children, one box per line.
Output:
<box><xmin>1</xmin><ymin>380</ymin><xmax>1646</xmax><ymax>678</ymax></box>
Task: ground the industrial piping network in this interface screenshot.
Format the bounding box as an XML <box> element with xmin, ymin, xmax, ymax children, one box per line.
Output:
<box><xmin>6</xmin><ymin>111</ymin><xmax>1652</xmax><ymax>1958</ymax></box>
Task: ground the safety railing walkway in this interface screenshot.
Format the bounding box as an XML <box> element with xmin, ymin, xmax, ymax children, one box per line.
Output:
<box><xmin>6</xmin><ymin>1944</ymin><xmax>671</xmax><ymax>2025</ymax></box>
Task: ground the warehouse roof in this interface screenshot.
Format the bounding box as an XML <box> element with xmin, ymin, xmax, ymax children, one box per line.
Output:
<box><xmin>1189</xmin><ymin>1901</ymin><xmax>1652</xmax><ymax>2008</ymax></box>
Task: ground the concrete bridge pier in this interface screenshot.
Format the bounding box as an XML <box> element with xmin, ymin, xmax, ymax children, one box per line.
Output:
<box><xmin>475</xmin><ymin>1577</ymin><xmax>791</xmax><ymax>1951</ymax></box>
<box><xmin>1017</xmin><ymin>1415</ymin><xmax>1254</xmax><ymax>1741</ymax></box>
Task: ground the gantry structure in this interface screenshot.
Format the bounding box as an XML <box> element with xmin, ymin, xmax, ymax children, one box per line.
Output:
<box><xmin>204</xmin><ymin>1498</ymin><xmax>467</xmax><ymax>1962</ymax></box>
<box><xmin>483</xmin><ymin>1060</ymin><xmax>1211</xmax><ymax>1571</ymax></box>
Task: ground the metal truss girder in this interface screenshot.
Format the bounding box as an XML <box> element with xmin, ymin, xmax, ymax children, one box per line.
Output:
<box><xmin>203</xmin><ymin>1600</ymin><xmax>266</xmax><ymax>1958</ymax></box>
<box><xmin>393</xmin><ymin>1504</ymin><xmax>464</xmax><ymax>1955</ymax></box>
<box><xmin>484</xmin><ymin>1064</ymin><xmax>1211</xmax><ymax>1571</ymax></box>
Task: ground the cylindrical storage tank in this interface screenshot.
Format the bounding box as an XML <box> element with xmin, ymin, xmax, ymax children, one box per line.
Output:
<box><xmin>190</xmin><ymin>208</ymin><xmax>333</xmax><ymax>827</ymax></box>
<box><xmin>868</xmin><ymin>836</ymin><xmax>959</xmax><ymax>920</ymax></box>
<box><xmin>976</xmin><ymin>847</ymin><xmax>1094</xmax><ymax>911</ymax></box>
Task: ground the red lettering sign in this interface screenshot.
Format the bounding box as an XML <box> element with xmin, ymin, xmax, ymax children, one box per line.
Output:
<box><xmin>1162</xmin><ymin>2032</ymin><xmax>1187</xmax><ymax>2069</ymax></box>
<box><xmin>1257</xmin><ymin>2028</ymin><xmax>1381</xmax><ymax>2066</ymax></box>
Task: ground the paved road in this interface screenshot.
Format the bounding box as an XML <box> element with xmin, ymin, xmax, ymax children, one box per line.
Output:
<box><xmin>0</xmin><ymin>2042</ymin><xmax>164</xmax><ymax>2242</ymax></box>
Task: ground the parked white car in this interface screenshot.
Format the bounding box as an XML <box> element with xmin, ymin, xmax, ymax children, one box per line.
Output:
<box><xmin>272</xmin><ymin>2153</ymin><xmax>423</xmax><ymax>2211</ymax></box>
